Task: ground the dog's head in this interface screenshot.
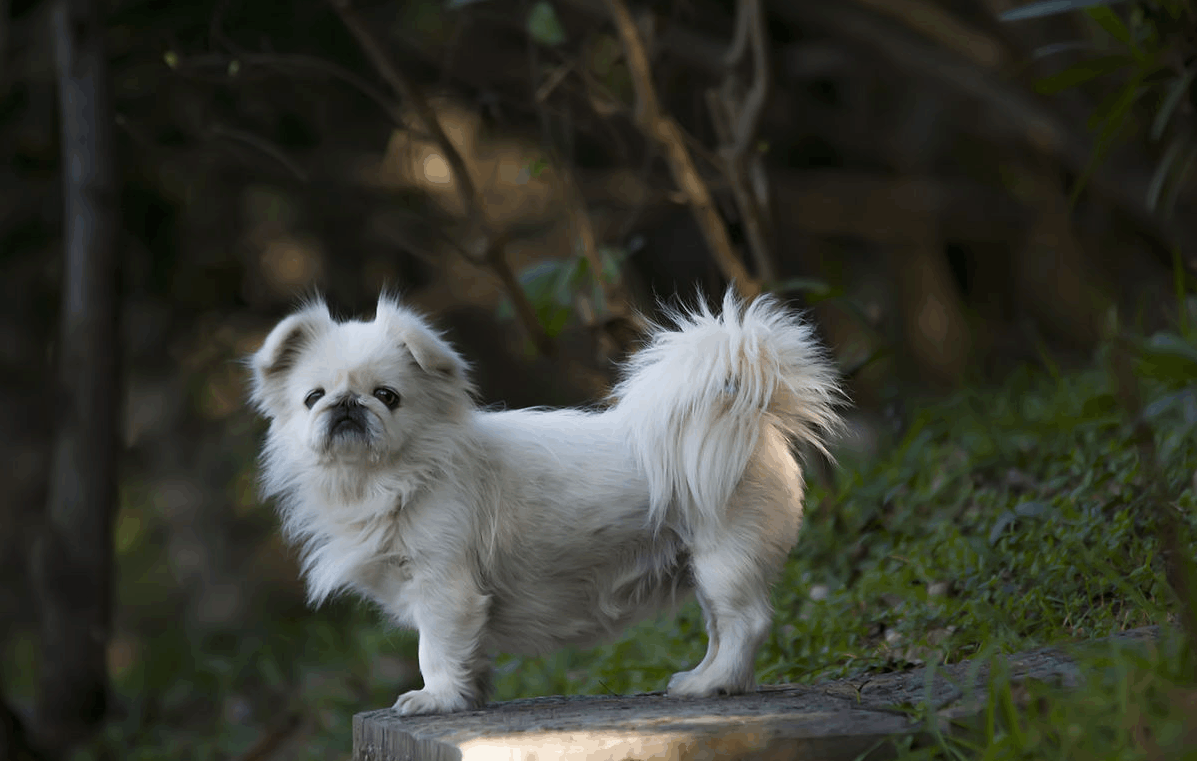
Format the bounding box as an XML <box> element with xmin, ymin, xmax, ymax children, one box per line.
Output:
<box><xmin>249</xmin><ymin>295</ymin><xmax>472</xmax><ymax>465</ymax></box>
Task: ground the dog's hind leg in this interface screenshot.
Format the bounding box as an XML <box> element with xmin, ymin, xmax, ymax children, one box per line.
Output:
<box><xmin>667</xmin><ymin>432</ymin><xmax>804</xmax><ymax>698</ymax></box>
<box><xmin>666</xmin><ymin>542</ymin><xmax>774</xmax><ymax>697</ymax></box>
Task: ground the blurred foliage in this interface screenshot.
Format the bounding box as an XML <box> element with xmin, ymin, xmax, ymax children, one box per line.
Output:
<box><xmin>1003</xmin><ymin>0</ymin><xmax>1197</xmax><ymax>213</ymax></box>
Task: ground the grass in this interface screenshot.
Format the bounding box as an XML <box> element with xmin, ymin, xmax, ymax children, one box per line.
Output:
<box><xmin>8</xmin><ymin>323</ymin><xmax>1197</xmax><ymax>761</ymax></box>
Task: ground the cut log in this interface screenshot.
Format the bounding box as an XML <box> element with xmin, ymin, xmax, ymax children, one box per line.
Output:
<box><xmin>354</xmin><ymin>627</ymin><xmax>1158</xmax><ymax>761</ymax></box>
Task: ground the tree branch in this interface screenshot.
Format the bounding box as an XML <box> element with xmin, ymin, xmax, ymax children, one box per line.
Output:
<box><xmin>708</xmin><ymin>0</ymin><xmax>776</xmax><ymax>285</ymax></box>
<box><xmin>603</xmin><ymin>0</ymin><xmax>760</xmax><ymax>299</ymax></box>
<box><xmin>326</xmin><ymin>0</ymin><xmax>555</xmax><ymax>356</ymax></box>
<box><xmin>32</xmin><ymin>0</ymin><xmax>121</xmax><ymax>752</ymax></box>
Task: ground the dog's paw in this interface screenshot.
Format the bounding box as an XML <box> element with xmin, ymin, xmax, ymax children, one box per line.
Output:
<box><xmin>666</xmin><ymin>669</ymin><xmax>749</xmax><ymax>699</ymax></box>
<box><xmin>392</xmin><ymin>688</ymin><xmax>472</xmax><ymax>716</ymax></box>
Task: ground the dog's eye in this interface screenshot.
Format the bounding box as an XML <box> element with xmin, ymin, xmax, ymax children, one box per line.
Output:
<box><xmin>373</xmin><ymin>386</ymin><xmax>401</xmax><ymax>410</ymax></box>
<box><xmin>304</xmin><ymin>388</ymin><xmax>325</xmax><ymax>409</ymax></box>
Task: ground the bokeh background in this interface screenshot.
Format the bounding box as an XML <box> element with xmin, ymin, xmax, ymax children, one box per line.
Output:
<box><xmin>3</xmin><ymin>0</ymin><xmax>1197</xmax><ymax>758</ymax></box>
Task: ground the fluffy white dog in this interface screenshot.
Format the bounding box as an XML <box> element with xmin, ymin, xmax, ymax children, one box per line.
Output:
<box><xmin>248</xmin><ymin>288</ymin><xmax>842</xmax><ymax>715</ymax></box>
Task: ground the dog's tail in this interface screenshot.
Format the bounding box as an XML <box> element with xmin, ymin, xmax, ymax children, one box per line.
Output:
<box><xmin>610</xmin><ymin>287</ymin><xmax>845</xmax><ymax>530</ymax></box>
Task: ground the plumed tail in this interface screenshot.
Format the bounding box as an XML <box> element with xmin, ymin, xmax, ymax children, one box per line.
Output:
<box><xmin>610</xmin><ymin>287</ymin><xmax>845</xmax><ymax>530</ymax></box>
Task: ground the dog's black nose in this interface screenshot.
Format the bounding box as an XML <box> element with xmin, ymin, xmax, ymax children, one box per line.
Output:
<box><xmin>327</xmin><ymin>394</ymin><xmax>369</xmax><ymax>440</ymax></box>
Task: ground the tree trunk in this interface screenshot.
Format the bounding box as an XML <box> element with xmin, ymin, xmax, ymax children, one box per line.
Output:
<box><xmin>31</xmin><ymin>0</ymin><xmax>121</xmax><ymax>752</ymax></box>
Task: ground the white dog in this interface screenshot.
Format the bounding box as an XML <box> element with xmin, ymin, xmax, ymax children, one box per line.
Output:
<box><xmin>248</xmin><ymin>288</ymin><xmax>842</xmax><ymax>715</ymax></box>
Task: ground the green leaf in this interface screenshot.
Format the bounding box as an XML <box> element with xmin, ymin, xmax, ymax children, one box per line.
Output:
<box><xmin>1147</xmin><ymin>137</ymin><xmax>1185</xmax><ymax>211</ymax></box>
<box><xmin>1088</xmin><ymin>73</ymin><xmax>1145</xmax><ymax>135</ymax></box>
<box><xmin>495</xmin><ymin>260</ymin><xmax>573</xmax><ymax>337</ymax></box>
<box><xmin>527</xmin><ymin>1</ymin><xmax>566</xmax><ymax>47</ymax></box>
<box><xmin>1065</xmin><ymin>72</ymin><xmax>1144</xmax><ymax>205</ymax></box>
<box><xmin>1136</xmin><ymin>331</ymin><xmax>1197</xmax><ymax>385</ymax></box>
<box><xmin>1000</xmin><ymin>0</ymin><xmax>1130</xmax><ymax>23</ymax></box>
<box><xmin>1086</xmin><ymin>6</ymin><xmax>1132</xmax><ymax>47</ymax></box>
<box><xmin>1162</xmin><ymin>144</ymin><xmax>1197</xmax><ymax>218</ymax></box>
<box><xmin>1014</xmin><ymin>501</ymin><xmax>1053</xmax><ymax>519</ymax></box>
<box><xmin>988</xmin><ymin>502</ymin><xmax>1053</xmax><ymax>546</ymax></box>
<box><xmin>1032</xmin><ymin>41</ymin><xmax>1100</xmax><ymax>60</ymax></box>
<box><xmin>766</xmin><ymin>277</ymin><xmax>833</xmax><ymax>296</ymax></box>
<box><xmin>1034</xmin><ymin>55</ymin><xmax>1133</xmax><ymax>95</ymax></box>
<box><xmin>597</xmin><ymin>246</ymin><xmax>627</xmax><ymax>283</ymax></box>
<box><xmin>1151</xmin><ymin>68</ymin><xmax>1196</xmax><ymax>141</ymax></box>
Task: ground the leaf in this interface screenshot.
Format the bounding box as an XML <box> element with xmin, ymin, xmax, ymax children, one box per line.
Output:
<box><xmin>766</xmin><ymin>277</ymin><xmax>834</xmax><ymax>296</ymax></box>
<box><xmin>1033</xmin><ymin>55</ymin><xmax>1133</xmax><ymax>95</ymax></box>
<box><xmin>496</xmin><ymin>259</ymin><xmax>574</xmax><ymax>337</ymax></box>
<box><xmin>1088</xmin><ymin>73</ymin><xmax>1145</xmax><ymax>136</ymax></box>
<box><xmin>1066</xmin><ymin>72</ymin><xmax>1145</xmax><ymax>205</ymax></box>
<box><xmin>1080</xmin><ymin>392</ymin><xmax>1120</xmax><ymax>420</ymax></box>
<box><xmin>988</xmin><ymin>502</ymin><xmax>1052</xmax><ymax>546</ymax></box>
<box><xmin>597</xmin><ymin>246</ymin><xmax>627</xmax><ymax>283</ymax></box>
<box><xmin>988</xmin><ymin>511</ymin><xmax>1019</xmax><ymax>546</ymax></box>
<box><xmin>1147</xmin><ymin>137</ymin><xmax>1186</xmax><ymax>211</ymax></box>
<box><xmin>1014</xmin><ymin>501</ymin><xmax>1053</xmax><ymax>519</ymax></box>
<box><xmin>1143</xmin><ymin>389</ymin><xmax>1197</xmax><ymax>422</ymax></box>
<box><xmin>1032</xmin><ymin>41</ymin><xmax>1100</xmax><ymax>59</ymax></box>
<box><xmin>1086</xmin><ymin>6</ymin><xmax>1132</xmax><ymax>47</ymax></box>
<box><xmin>1163</xmin><ymin>144</ymin><xmax>1197</xmax><ymax>218</ymax></box>
<box><xmin>1000</xmin><ymin>0</ymin><xmax>1131</xmax><ymax>23</ymax></box>
<box><xmin>1152</xmin><ymin>68</ymin><xmax>1197</xmax><ymax>141</ymax></box>
<box><xmin>1136</xmin><ymin>331</ymin><xmax>1197</xmax><ymax>385</ymax></box>
<box><xmin>527</xmin><ymin>1</ymin><xmax>566</xmax><ymax>47</ymax></box>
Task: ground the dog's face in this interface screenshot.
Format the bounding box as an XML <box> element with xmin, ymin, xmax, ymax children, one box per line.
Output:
<box><xmin>249</xmin><ymin>297</ymin><xmax>471</xmax><ymax>466</ymax></box>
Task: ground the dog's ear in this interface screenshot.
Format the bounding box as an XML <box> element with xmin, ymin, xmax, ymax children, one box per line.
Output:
<box><xmin>249</xmin><ymin>300</ymin><xmax>334</xmax><ymax>416</ymax></box>
<box><xmin>375</xmin><ymin>296</ymin><xmax>468</xmax><ymax>381</ymax></box>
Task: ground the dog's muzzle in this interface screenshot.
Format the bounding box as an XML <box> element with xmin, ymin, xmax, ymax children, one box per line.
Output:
<box><xmin>324</xmin><ymin>396</ymin><xmax>371</xmax><ymax>444</ymax></box>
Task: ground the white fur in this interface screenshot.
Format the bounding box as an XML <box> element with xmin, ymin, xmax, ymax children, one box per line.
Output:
<box><xmin>248</xmin><ymin>288</ymin><xmax>844</xmax><ymax>715</ymax></box>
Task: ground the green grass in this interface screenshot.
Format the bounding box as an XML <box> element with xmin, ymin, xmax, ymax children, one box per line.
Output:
<box><xmin>12</xmin><ymin>326</ymin><xmax>1197</xmax><ymax>761</ymax></box>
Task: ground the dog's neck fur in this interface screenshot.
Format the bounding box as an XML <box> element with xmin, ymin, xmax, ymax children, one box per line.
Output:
<box><xmin>261</xmin><ymin>416</ymin><xmax>477</xmax><ymax>604</ymax></box>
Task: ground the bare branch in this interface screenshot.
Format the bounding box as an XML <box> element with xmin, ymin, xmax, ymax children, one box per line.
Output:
<box><xmin>521</xmin><ymin>9</ymin><xmax>645</xmax><ymax>353</ymax></box>
<box><xmin>729</xmin><ymin>0</ymin><xmax>770</xmax><ymax>156</ymax></box>
<box><xmin>210</xmin><ymin>124</ymin><xmax>310</xmax><ymax>182</ymax></box>
<box><xmin>603</xmin><ymin>0</ymin><xmax>760</xmax><ymax>298</ymax></box>
<box><xmin>849</xmin><ymin>0</ymin><xmax>1006</xmax><ymax>69</ymax></box>
<box><xmin>709</xmin><ymin>0</ymin><xmax>776</xmax><ymax>284</ymax></box>
<box><xmin>723</xmin><ymin>0</ymin><xmax>751</xmax><ymax>68</ymax></box>
<box><xmin>326</xmin><ymin>0</ymin><xmax>555</xmax><ymax>356</ymax></box>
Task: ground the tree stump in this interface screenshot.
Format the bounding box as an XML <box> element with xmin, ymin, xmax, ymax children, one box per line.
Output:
<box><xmin>353</xmin><ymin>627</ymin><xmax>1158</xmax><ymax>761</ymax></box>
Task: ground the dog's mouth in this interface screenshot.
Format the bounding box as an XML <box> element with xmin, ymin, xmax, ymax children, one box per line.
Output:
<box><xmin>331</xmin><ymin>415</ymin><xmax>365</xmax><ymax>435</ymax></box>
<box><xmin>322</xmin><ymin>404</ymin><xmax>373</xmax><ymax>448</ymax></box>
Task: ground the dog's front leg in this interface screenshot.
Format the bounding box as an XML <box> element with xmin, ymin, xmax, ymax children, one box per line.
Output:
<box><xmin>392</xmin><ymin>579</ymin><xmax>492</xmax><ymax>716</ymax></box>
